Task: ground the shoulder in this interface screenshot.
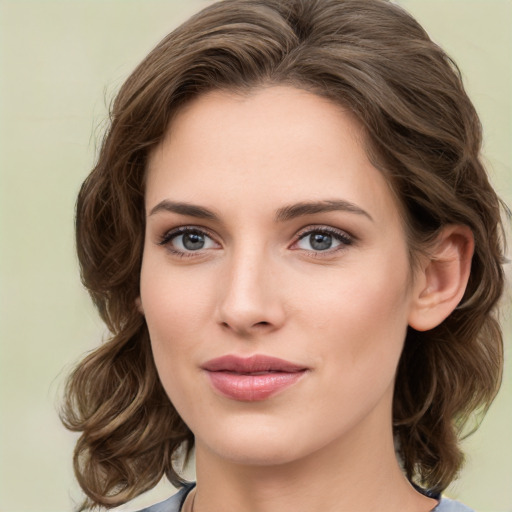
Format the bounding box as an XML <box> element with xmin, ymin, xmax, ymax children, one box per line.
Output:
<box><xmin>135</xmin><ymin>484</ymin><xmax>195</xmax><ymax>512</ymax></box>
<box><xmin>434</xmin><ymin>496</ymin><xmax>475</xmax><ymax>512</ymax></box>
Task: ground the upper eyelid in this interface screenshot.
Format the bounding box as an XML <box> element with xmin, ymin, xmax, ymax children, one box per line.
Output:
<box><xmin>294</xmin><ymin>224</ymin><xmax>354</xmax><ymax>240</ymax></box>
<box><xmin>159</xmin><ymin>223</ymin><xmax>351</xmax><ymax>235</ymax></box>
<box><xmin>160</xmin><ymin>225</ymin><xmax>218</xmax><ymax>239</ymax></box>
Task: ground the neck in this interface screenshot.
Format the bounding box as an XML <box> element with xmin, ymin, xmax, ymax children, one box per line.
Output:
<box><xmin>192</xmin><ymin>397</ymin><xmax>437</xmax><ymax>512</ymax></box>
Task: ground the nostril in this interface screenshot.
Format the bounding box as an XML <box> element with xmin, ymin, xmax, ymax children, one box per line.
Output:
<box><xmin>220</xmin><ymin>320</ymin><xmax>271</xmax><ymax>331</ymax></box>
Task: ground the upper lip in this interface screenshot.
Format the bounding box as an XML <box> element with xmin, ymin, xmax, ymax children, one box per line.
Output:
<box><xmin>201</xmin><ymin>355</ymin><xmax>307</xmax><ymax>374</ymax></box>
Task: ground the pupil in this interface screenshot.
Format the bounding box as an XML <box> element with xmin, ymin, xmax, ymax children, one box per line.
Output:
<box><xmin>183</xmin><ymin>232</ymin><xmax>205</xmax><ymax>250</ymax></box>
<box><xmin>310</xmin><ymin>233</ymin><xmax>332</xmax><ymax>250</ymax></box>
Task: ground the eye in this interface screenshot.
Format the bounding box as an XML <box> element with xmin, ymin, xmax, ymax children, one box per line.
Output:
<box><xmin>158</xmin><ymin>227</ymin><xmax>219</xmax><ymax>255</ymax></box>
<box><xmin>293</xmin><ymin>227</ymin><xmax>353</xmax><ymax>253</ymax></box>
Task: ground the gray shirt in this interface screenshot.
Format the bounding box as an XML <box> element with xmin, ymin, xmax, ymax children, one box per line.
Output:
<box><xmin>137</xmin><ymin>485</ymin><xmax>475</xmax><ymax>512</ymax></box>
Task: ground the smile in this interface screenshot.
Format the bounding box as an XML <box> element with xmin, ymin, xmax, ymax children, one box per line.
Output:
<box><xmin>201</xmin><ymin>355</ymin><xmax>308</xmax><ymax>401</ymax></box>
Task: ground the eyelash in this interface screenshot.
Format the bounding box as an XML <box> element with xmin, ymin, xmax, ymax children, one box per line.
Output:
<box><xmin>158</xmin><ymin>226</ymin><xmax>218</xmax><ymax>258</ymax></box>
<box><xmin>293</xmin><ymin>225</ymin><xmax>353</xmax><ymax>256</ymax></box>
<box><xmin>157</xmin><ymin>225</ymin><xmax>354</xmax><ymax>258</ymax></box>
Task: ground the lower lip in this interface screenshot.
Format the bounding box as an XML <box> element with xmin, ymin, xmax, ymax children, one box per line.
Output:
<box><xmin>206</xmin><ymin>371</ymin><xmax>306</xmax><ymax>401</ymax></box>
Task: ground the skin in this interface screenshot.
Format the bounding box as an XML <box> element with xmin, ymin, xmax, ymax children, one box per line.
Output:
<box><xmin>139</xmin><ymin>86</ymin><xmax>472</xmax><ymax>512</ymax></box>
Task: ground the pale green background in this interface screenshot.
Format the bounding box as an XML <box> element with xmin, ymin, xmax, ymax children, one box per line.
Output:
<box><xmin>0</xmin><ymin>1</ymin><xmax>510</xmax><ymax>511</ymax></box>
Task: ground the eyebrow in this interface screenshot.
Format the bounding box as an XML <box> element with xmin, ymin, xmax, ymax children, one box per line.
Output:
<box><xmin>149</xmin><ymin>199</ymin><xmax>373</xmax><ymax>222</ymax></box>
<box><xmin>275</xmin><ymin>200</ymin><xmax>373</xmax><ymax>223</ymax></box>
<box><xmin>149</xmin><ymin>200</ymin><xmax>218</xmax><ymax>219</ymax></box>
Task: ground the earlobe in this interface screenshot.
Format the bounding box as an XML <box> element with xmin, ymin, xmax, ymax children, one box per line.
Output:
<box><xmin>408</xmin><ymin>225</ymin><xmax>474</xmax><ymax>332</ymax></box>
<box><xmin>135</xmin><ymin>297</ymin><xmax>145</xmax><ymax>315</ymax></box>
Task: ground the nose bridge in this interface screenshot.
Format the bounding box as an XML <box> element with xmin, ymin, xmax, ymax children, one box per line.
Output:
<box><xmin>217</xmin><ymin>238</ymin><xmax>284</xmax><ymax>334</ymax></box>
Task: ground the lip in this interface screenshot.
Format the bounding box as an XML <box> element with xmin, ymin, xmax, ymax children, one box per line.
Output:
<box><xmin>201</xmin><ymin>355</ymin><xmax>308</xmax><ymax>401</ymax></box>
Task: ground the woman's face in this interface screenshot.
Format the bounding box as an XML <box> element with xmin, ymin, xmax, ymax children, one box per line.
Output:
<box><xmin>140</xmin><ymin>86</ymin><xmax>421</xmax><ymax>466</ymax></box>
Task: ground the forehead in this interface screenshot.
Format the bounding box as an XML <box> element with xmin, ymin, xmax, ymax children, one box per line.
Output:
<box><xmin>145</xmin><ymin>86</ymin><xmax>401</xmax><ymax>226</ymax></box>
<box><xmin>151</xmin><ymin>86</ymin><xmax>364</xmax><ymax>164</ymax></box>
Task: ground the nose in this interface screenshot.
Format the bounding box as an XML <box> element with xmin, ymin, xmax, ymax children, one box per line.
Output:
<box><xmin>215</xmin><ymin>247</ymin><xmax>286</xmax><ymax>337</ymax></box>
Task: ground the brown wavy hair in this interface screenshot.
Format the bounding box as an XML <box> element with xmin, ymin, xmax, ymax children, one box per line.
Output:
<box><xmin>61</xmin><ymin>0</ymin><xmax>508</xmax><ymax>509</ymax></box>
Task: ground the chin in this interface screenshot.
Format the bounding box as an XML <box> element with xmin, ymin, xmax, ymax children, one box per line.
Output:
<box><xmin>209</xmin><ymin>439</ymin><xmax>304</xmax><ymax>467</ymax></box>
<box><xmin>195</xmin><ymin>419</ymin><xmax>331</xmax><ymax>468</ymax></box>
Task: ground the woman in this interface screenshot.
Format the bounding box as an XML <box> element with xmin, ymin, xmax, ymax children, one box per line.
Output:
<box><xmin>61</xmin><ymin>0</ymin><xmax>507</xmax><ymax>511</ymax></box>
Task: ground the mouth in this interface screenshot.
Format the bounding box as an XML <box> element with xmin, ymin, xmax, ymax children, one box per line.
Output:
<box><xmin>201</xmin><ymin>355</ymin><xmax>308</xmax><ymax>401</ymax></box>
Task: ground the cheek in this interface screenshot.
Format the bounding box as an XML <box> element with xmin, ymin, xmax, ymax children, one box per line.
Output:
<box><xmin>140</xmin><ymin>269</ymin><xmax>207</xmax><ymax>414</ymax></box>
<box><xmin>295</xmin><ymin>249</ymin><xmax>412</xmax><ymax>376</ymax></box>
<box><xmin>141</xmin><ymin>258</ymin><xmax>212</xmax><ymax>337</ymax></box>
<box><xmin>139</xmin><ymin>258</ymin><xmax>215</xmax><ymax>400</ymax></box>
<box><xmin>299</xmin><ymin>254</ymin><xmax>410</xmax><ymax>331</ymax></box>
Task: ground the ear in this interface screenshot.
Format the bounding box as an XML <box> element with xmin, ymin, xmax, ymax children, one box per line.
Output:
<box><xmin>408</xmin><ymin>225</ymin><xmax>474</xmax><ymax>332</ymax></box>
<box><xmin>135</xmin><ymin>297</ymin><xmax>144</xmax><ymax>315</ymax></box>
